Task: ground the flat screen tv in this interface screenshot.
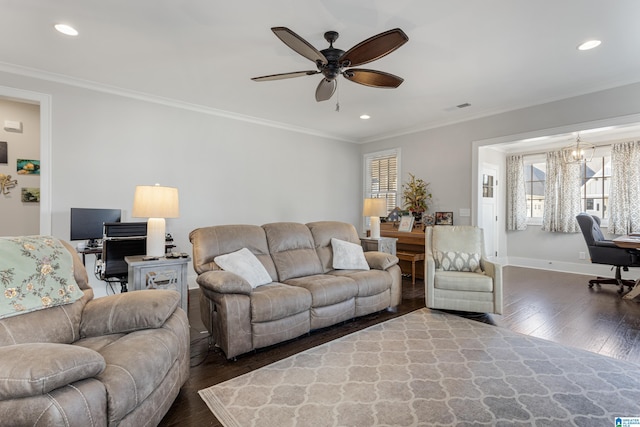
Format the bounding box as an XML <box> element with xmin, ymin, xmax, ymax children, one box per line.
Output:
<box><xmin>70</xmin><ymin>208</ymin><xmax>122</xmax><ymax>247</ymax></box>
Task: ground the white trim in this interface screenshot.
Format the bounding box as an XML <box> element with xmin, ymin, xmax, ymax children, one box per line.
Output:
<box><xmin>506</xmin><ymin>256</ymin><xmax>640</xmax><ymax>281</ymax></box>
<box><xmin>0</xmin><ymin>85</ymin><xmax>51</xmax><ymax>235</ymax></box>
<box><xmin>0</xmin><ymin>62</ymin><xmax>356</xmax><ymax>144</ymax></box>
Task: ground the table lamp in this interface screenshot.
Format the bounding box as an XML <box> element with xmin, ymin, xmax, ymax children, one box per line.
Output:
<box><xmin>132</xmin><ymin>184</ymin><xmax>179</xmax><ymax>257</ymax></box>
<box><xmin>363</xmin><ymin>198</ymin><xmax>387</xmax><ymax>239</ymax></box>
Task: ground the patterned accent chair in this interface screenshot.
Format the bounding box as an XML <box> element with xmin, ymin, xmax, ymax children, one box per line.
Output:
<box><xmin>425</xmin><ymin>225</ymin><xmax>503</xmax><ymax>314</ymax></box>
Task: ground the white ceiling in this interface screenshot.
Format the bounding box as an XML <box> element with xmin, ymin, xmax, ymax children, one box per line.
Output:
<box><xmin>2</xmin><ymin>0</ymin><xmax>640</xmax><ymax>143</ymax></box>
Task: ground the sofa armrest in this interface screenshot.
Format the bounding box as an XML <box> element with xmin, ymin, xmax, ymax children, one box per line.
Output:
<box><xmin>363</xmin><ymin>251</ymin><xmax>399</xmax><ymax>271</ymax></box>
<box><xmin>0</xmin><ymin>343</ymin><xmax>105</xmax><ymax>399</ymax></box>
<box><xmin>80</xmin><ymin>290</ymin><xmax>180</xmax><ymax>338</ymax></box>
<box><xmin>196</xmin><ymin>270</ymin><xmax>253</xmax><ymax>295</ymax></box>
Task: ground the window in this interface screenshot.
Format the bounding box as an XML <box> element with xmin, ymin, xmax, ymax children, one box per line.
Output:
<box><xmin>580</xmin><ymin>152</ymin><xmax>611</xmax><ymax>219</ymax></box>
<box><xmin>523</xmin><ymin>155</ymin><xmax>546</xmax><ymax>220</ymax></box>
<box><xmin>364</xmin><ymin>149</ymin><xmax>400</xmax><ymax>215</ymax></box>
<box><xmin>522</xmin><ymin>146</ymin><xmax>611</xmax><ymax>223</ymax></box>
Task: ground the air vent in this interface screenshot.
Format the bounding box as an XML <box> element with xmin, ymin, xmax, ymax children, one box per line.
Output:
<box><xmin>456</xmin><ymin>102</ymin><xmax>472</xmax><ymax>109</ymax></box>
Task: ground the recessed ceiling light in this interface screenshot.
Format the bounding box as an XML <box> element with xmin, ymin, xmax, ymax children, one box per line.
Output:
<box><xmin>360</xmin><ymin>114</ymin><xmax>371</xmax><ymax>120</ymax></box>
<box><xmin>54</xmin><ymin>24</ymin><xmax>78</xmax><ymax>36</ymax></box>
<box><xmin>577</xmin><ymin>40</ymin><xmax>601</xmax><ymax>51</ymax></box>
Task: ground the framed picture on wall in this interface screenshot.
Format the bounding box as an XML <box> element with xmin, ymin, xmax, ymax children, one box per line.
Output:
<box><xmin>17</xmin><ymin>159</ymin><xmax>39</xmax><ymax>175</ymax></box>
<box><xmin>0</xmin><ymin>141</ymin><xmax>7</xmax><ymax>164</ymax></box>
<box><xmin>21</xmin><ymin>187</ymin><xmax>40</xmax><ymax>203</ymax></box>
<box><xmin>398</xmin><ymin>215</ymin><xmax>415</xmax><ymax>232</ymax></box>
<box><xmin>435</xmin><ymin>211</ymin><xmax>453</xmax><ymax>225</ymax></box>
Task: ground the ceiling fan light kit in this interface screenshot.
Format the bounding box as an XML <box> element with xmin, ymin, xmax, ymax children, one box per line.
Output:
<box><xmin>252</xmin><ymin>27</ymin><xmax>409</xmax><ymax>102</ymax></box>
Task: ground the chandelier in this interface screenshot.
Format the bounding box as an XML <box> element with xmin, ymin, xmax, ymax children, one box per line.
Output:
<box><xmin>561</xmin><ymin>134</ymin><xmax>595</xmax><ymax>164</ymax></box>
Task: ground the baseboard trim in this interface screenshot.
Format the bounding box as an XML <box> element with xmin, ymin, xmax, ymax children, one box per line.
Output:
<box><xmin>505</xmin><ymin>257</ymin><xmax>640</xmax><ymax>281</ymax></box>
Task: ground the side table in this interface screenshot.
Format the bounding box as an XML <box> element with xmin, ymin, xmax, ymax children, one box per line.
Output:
<box><xmin>360</xmin><ymin>236</ymin><xmax>397</xmax><ymax>255</ymax></box>
<box><xmin>125</xmin><ymin>255</ymin><xmax>190</xmax><ymax>312</ymax></box>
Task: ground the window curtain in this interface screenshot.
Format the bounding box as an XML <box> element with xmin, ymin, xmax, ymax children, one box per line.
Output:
<box><xmin>609</xmin><ymin>141</ymin><xmax>640</xmax><ymax>235</ymax></box>
<box><xmin>506</xmin><ymin>155</ymin><xmax>527</xmax><ymax>230</ymax></box>
<box><xmin>541</xmin><ymin>151</ymin><xmax>581</xmax><ymax>233</ymax></box>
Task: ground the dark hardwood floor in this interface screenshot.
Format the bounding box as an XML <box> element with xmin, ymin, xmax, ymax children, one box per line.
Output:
<box><xmin>159</xmin><ymin>266</ymin><xmax>640</xmax><ymax>426</ymax></box>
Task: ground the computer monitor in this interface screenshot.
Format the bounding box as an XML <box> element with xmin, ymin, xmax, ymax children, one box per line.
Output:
<box><xmin>70</xmin><ymin>208</ymin><xmax>122</xmax><ymax>247</ymax></box>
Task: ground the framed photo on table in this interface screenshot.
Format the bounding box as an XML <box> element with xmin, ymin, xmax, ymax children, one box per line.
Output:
<box><xmin>435</xmin><ymin>211</ymin><xmax>453</xmax><ymax>225</ymax></box>
<box><xmin>398</xmin><ymin>215</ymin><xmax>415</xmax><ymax>232</ymax></box>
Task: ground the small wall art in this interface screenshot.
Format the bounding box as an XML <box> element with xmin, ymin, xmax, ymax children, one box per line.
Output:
<box><xmin>0</xmin><ymin>141</ymin><xmax>7</xmax><ymax>164</ymax></box>
<box><xmin>21</xmin><ymin>187</ymin><xmax>40</xmax><ymax>203</ymax></box>
<box><xmin>423</xmin><ymin>213</ymin><xmax>435</xmax><ymax>226</ymax></box>
<box><xmin>435</xmin><ymin>211</ymin><xmax>453</xmax><ymax>225</ymax></box>
<box><xmin>0</xmin><ymin>174</ymin><xmax>17</xmax><ymax>195</ymax></box>
<box><xmin>17</xmin><ymin>159</ymin><xmax>40</xmax><ymax>175</ymax></box>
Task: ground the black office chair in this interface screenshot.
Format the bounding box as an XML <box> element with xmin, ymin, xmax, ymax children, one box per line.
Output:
<box><xmin>576</xmin><ymin>213</ymin><xmax>639</xmax><ymax>293</ymax></box>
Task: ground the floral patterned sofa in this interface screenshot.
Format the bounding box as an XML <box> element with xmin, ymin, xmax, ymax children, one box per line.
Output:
<box><xmin>0</xmin><ymin>236</ymin><xmax>189</xmax><ymax>426</ymax></box>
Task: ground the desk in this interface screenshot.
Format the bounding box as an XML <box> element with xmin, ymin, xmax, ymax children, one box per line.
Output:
<box><xmin>125</xmin><ymin>255</ymin><xmax>190</xmax><ymax>312</ymax></box>
<box><xmin>380</xmin><ymin>223</ymin><xmax>426</xmax><ymax>281</ymax></box>
<box><xmin>77</xmin><ymin>246</ymin><xmax>103</xmax><ymax>265</ymax></box>
<box><xmin>613</xmin><ymin>235</ymin><xmax>640</xmax><ymax>249</ymax></box>
<box><xmin>612</xmin><ymin>235</ymin><xmax>640</xmax><ymax>300</ymax></box>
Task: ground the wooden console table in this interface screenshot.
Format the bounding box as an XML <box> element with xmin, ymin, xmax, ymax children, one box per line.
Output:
<box><xmin>380</xmin><ymin>223</ymin><xmax>426</xmax><ymax>282</ymax></box>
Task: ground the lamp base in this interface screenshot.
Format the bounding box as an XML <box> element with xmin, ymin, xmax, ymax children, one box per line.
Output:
<box><xmin>370</xmin><ymin>216</ymin><xmax>381</xmax><ymax>239</ymax></box>
<box><xmin>146</xmin><ymin>217</ymin><xmax>166</xmax><ymax>257</ymax></box>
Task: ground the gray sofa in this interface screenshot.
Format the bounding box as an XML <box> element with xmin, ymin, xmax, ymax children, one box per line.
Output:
<box><xmin>190</xmin><ymin>221</ymin><xmax>401</xmax><ymax>359</ymax></box>
<box><xmin>0</xmin><ymin>239</ymin><xmax>190</xmax><ymax>426</ymax></box>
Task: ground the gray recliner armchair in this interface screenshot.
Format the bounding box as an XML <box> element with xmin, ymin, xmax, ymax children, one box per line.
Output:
<box><xmin>576</xmin><ymin>212</ymin><xmax>640</xmax><ymax>293</ymax></box>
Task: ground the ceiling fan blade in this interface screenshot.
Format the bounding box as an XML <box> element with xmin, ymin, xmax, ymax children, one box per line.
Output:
<box><xmin>315</xmin><ymin>78</ymin><xmax>337</xmax><ymax>102</ymax></box>
<box><xmin>339</xmin><ymin>28</ymin><xmax>408</xmax><ymax>67</ymax></box>
<box><xmin>271</xmin><ymin>27</ymin><xmax>328</xmax><ymax>65</ymax></box>
<box><xmin>252</xmin><ymin>70</ymin><xmax>319</xmax><ymax>82</ymax></box>
<box><xmin>343</xmin><ymin>69</ymin><xmax>404</xmax><ymax>88</ymax></box>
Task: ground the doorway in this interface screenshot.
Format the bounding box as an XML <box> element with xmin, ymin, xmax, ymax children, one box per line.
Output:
<box><xmin>0</xmin><ymin>85</ymin><xmax>51</xmax><ymax>235</ymax></box>
<box><xmin>481</xmin><ymin>164</ymin><xmax>498</xmax><ymax>259</ymax></box>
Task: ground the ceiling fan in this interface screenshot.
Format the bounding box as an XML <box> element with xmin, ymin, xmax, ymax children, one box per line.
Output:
<box><xmin>251</xmin><ymin>27</ymin><xmax>409</xmax><ymax>102</ymax></box>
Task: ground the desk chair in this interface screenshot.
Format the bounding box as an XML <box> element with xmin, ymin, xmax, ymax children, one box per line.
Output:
<box><xmin>576</xmin><ymin>213</ymin><xmax>639</xmax><ymax>293</ymax></box>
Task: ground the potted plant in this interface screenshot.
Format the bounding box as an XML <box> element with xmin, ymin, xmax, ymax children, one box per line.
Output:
<box><xmin>402</xmin><ymin>173</ymin><xmax>432</xmax><ymax>221</ymax></box>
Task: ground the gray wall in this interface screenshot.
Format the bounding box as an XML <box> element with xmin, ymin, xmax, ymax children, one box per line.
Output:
<box><xmin>0</xmin><ymin>71</ymin><xmax>362</xmax><ymax>294</ymax></box>
<box><xmin>362</xmin><ymin>82</ymin><xmax>640</xmax><ymax>274</ymax></box>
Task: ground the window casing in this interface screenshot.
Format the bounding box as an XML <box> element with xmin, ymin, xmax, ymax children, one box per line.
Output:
<box><xmin>364</xmin><ymin>149</ymin><xmax>400</xmax><ymax>216</ymax></box>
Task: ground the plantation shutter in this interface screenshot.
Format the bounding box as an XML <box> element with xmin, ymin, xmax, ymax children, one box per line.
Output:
<box><xmin>364</xmin><ymin>149</ymin><xmax>400</xmax><ymax>215</ymax></box>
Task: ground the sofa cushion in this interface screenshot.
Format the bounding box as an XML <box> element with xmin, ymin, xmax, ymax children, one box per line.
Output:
<box><xmin>0</xmin><ymin>236</ymin><xmax>85</xmax><ymax>320</ymax></box>
<box><xmin>0</xmin><ymin>289</ymin><xmax>91</xmax><ymax>346</ymax></box>
<box><xmin>91</xmin><ymin>327</ymin><xmax>182</xmax><ymax>423</ymax></box>
<box><xmin>214</xmin><ymin>248</ymin><xmax>272</xmax><ymax>288</ymax></box>
<box><xmin>80</xmin><ymin>290</ymin><xmax>180</xmax><ymax>338</ymax></box>
<box><xmin>434</xmin><ymin>271</ymin><xmax>494</xmax><ymax>292</ymax></box>
<box><xmin>331</xmin><ymin>238</ymin><xmax>370</xmax><ymax>270</ymax></box>
<box><xmin>329</xmin><ymin>269</ymin><xmax>392</xmax><ymax>297</ymax></box>
<box><xmin>263</xmin><ymin>222</ymin><xmax>323</xmax><ymax>281</ymax></box>
<box><xmin>307</xmin><ymin>221</ymin><xmax>362</xmax><ymax>273</ymax></box>
<box><xmin>250</xmin><ymin>283</ymin><xmax>312</xmax><ymax>323</ymax></box>
<box><xmin>285</xmin><ymin>274</ymin><xmax>358</xmax><ymax>307</ymax></box>
<box><xmin>190</xmin><ymin>225</ymin><xmax>277</xmax><ymax>279</ymax></box>
<box><xmin>0</xmin><ymin>343</ymin><xmax>105</xmax><ymax>399</ymax></box>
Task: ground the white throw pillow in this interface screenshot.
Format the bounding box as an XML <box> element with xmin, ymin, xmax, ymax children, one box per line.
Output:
<box><xmin>331</xmin><ymin>238</ymin><xmax>370</xmax><ymax>271</ymax></box>
<box><xmin>214</xmin><ymin>248</ymin><xmax>272</xmax><ymax>288</ymax></box>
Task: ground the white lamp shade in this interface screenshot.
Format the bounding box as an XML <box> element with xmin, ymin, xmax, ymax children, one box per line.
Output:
<box><xmin>363</xmin><ymin>198</ymin><xmax>387</xmax><ymax>239</ymax></box>
<box><xmin>363</xmin><ymin>198</ymin><xmax>387</xmax><ymax>217</ymax></box>
<box><xmin>132</xmin><ymin>185</ymin><xmax>179</xmax><ymax>257</ymax></box>
<box><xmin>132</xmin><ymin>185</ymin><xmax>179</xmax><ymax>218</ymax></box>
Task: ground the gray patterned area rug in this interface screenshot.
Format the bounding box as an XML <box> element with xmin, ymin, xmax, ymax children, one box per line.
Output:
<box><xmin>199</xmin><ymin>308</ymin><xmax>640</xmax><ymax>426</ymax></box>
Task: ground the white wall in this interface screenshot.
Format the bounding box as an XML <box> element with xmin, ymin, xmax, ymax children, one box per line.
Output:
<box><xmin>0</xmin><ymin>71</ymin><xmax>362</xmax><ymax>295</ymax></box>
<box><xmin>0</xmin><ymin>99</ymin><xmax>40</xmax><ymax>236</ymax></box>
<box><xmin>361</xmin><ymin>82</ymin><xmax>640</xmax><ymax>273</ymax></box>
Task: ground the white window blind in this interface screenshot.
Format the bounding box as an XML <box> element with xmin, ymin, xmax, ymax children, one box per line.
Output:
<box><xmin>364</xmin><ymin>149</ymin><xmax>400</xmax><ymax>214</ymax></box>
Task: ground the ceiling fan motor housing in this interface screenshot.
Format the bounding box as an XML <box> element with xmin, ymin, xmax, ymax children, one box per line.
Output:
<box><xmin>319</xmin><ymin>46</ymin><xmax>345</xmax><ymax>80</ymax></box>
